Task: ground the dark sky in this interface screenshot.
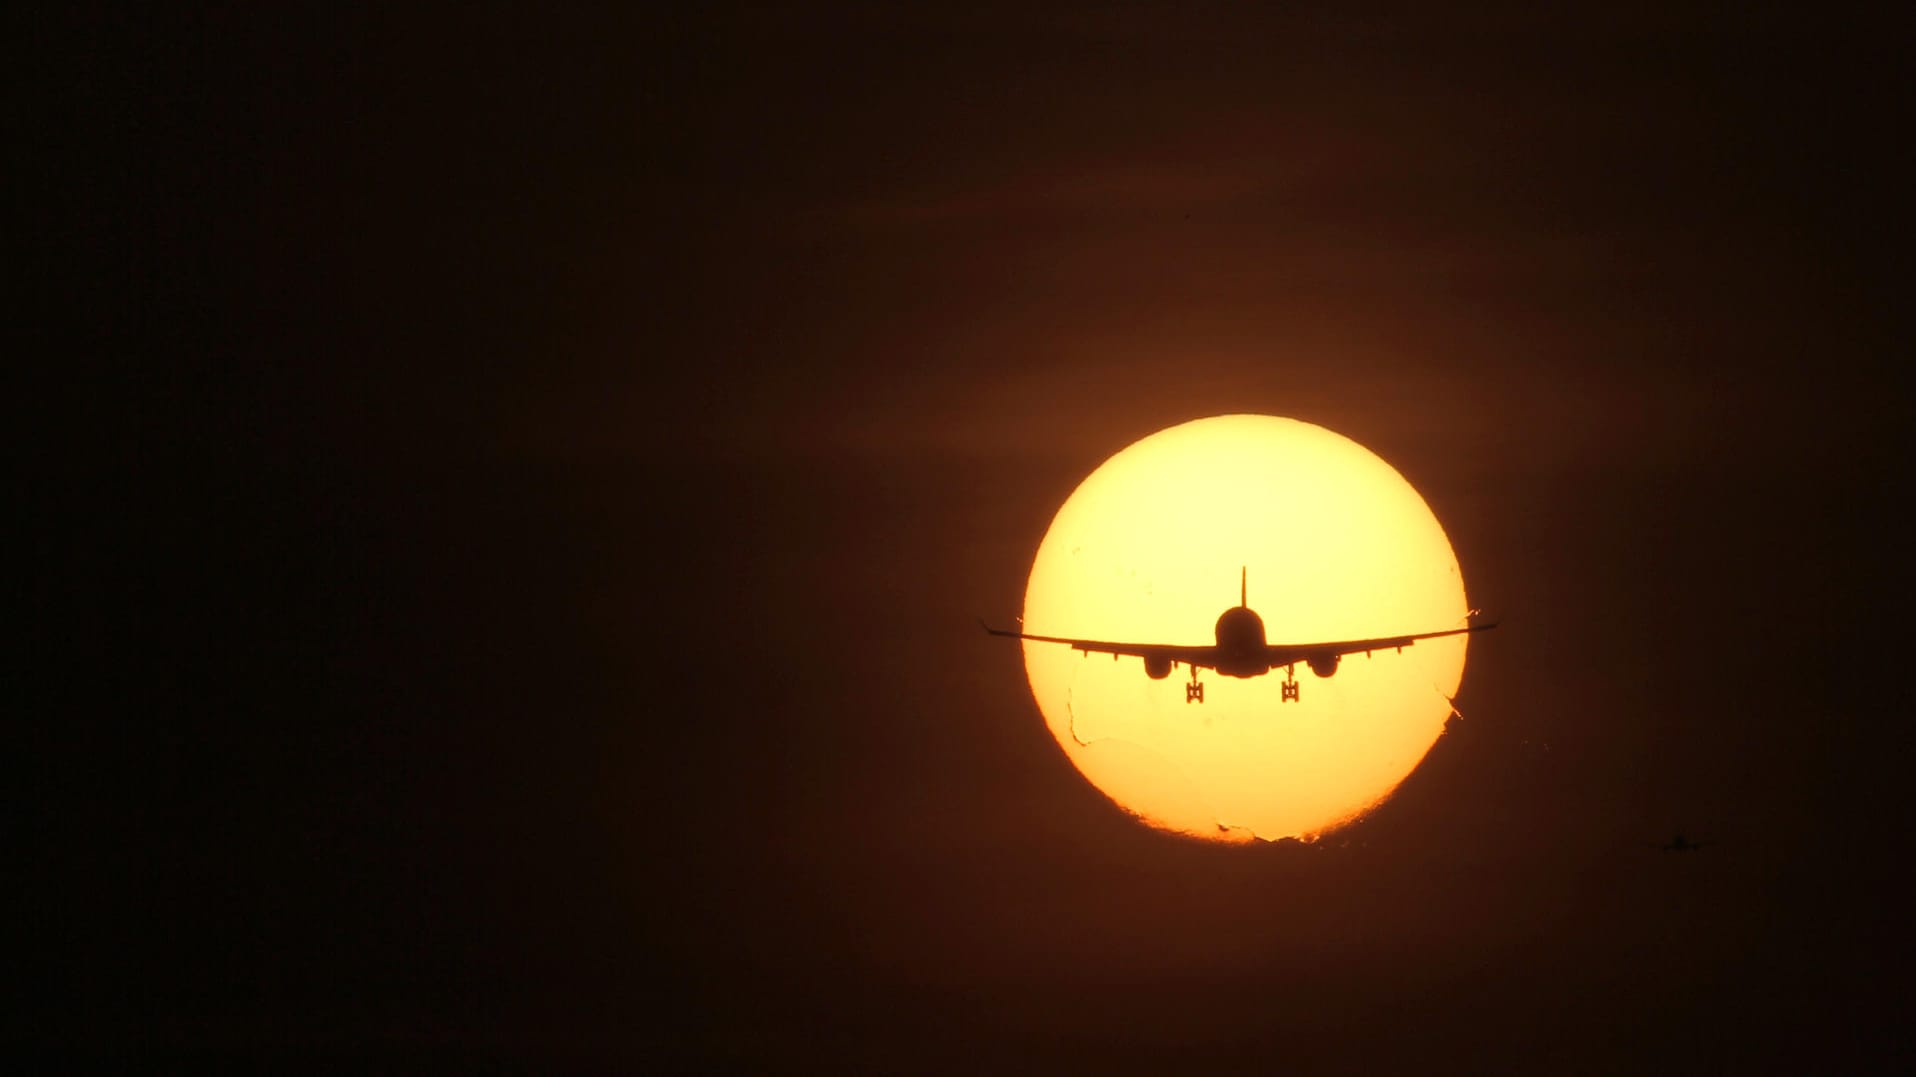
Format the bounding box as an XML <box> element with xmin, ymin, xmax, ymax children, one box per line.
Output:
<box><xmin>20</xmin><ymin>6</ymin><xmax>1905</xmax><ymax>1071</ymax></box>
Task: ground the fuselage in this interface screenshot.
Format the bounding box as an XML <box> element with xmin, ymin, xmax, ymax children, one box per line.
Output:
<box><xmin>1213</xmin><ymin>605</ymin><xmax>1271</xmax><ymax>678</ymax></box>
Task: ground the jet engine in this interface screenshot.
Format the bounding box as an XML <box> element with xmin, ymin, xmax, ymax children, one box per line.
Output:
<box><xmin>1144</xmin><ymin>654</ymin><xmax>1173</xmax><ymax>680</ymax></box>
<box><xmin>1307</xmin><ymin>654</ymin><xmax>1341</xmax><ymax>678</ymax></box>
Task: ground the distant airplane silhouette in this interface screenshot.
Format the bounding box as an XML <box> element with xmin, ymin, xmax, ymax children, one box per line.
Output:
<box><xmin>983</xmin><ymin>567</ymin><xmax>1497</xmax><ymax>703</ymax></box>
<box><xmin>1653</xmin><ymin>833</ymin><xmax>1710</xmax><ymax>852</ymax></box>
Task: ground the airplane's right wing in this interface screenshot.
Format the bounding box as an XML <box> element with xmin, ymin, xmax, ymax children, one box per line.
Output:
<box><xmin>979</xmin><ymin>621</ymin><xmax>1220</xmax><ymax>671</ymax></box>
<box><xmin>1264</xmin><ymin>617</ymin><xmax>1498</xmax><ymax>668</ymax></box>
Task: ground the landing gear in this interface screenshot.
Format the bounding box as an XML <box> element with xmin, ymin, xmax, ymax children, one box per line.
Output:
<box><xmin>1280</xmin><ymin>663</ymin><xmax>1300</xmax><ymax>703</ymax></box>
<box><xmin>1186</xmin><ymin>667</ymin><xmax>1205</xmax><ymax>704</ymax></box>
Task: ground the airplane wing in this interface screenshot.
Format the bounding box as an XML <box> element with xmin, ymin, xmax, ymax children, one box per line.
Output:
<box><xmin>1264</xmin><ymin>618</ymin><xmax>1498</xmax><ymax>667</ymax></box>
<box><xmin>979</xmin><ymin>621</ymin><xmax>1220</xmax><ymax>670</ymax></box>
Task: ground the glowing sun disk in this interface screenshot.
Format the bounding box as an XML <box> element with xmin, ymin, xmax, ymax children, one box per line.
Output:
<box><xmin>1020</xmin><ymin>415</ymin><xmax>1472</xmax><ymax>841</ymax></box>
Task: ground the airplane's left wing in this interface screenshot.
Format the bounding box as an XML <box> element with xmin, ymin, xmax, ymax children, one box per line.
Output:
<box><xmin>1264</xmin><ymin>618</ymin><xmax>1498</xmax><ymax>668</ymax></box>
<box><xmin>979</xmin><ymin>621</ymin><xmax>1220</xmax><ymax>671</ymax></box>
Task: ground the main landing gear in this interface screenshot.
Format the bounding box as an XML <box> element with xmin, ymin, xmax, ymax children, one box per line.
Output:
<box><xmin>1184</xmin><ymin>669</ymin><xmax>1304</xmax><ymax>703</ymax></box>
<box><xmin>1185</xmin><ymin>667</ymin><xmax>1205</xmax><ymax>704</ymax></box>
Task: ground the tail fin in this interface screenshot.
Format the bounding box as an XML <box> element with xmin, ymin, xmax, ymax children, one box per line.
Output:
<box><xmin>1240</xmin><ymin>566</ymin><xmax>1247</xmax><ymax>608</ymax></box>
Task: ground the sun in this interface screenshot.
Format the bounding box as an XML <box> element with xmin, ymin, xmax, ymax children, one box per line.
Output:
<box><xmin>1019</xmin><ymin>415</ymin><xmax>1474</xmax><ymax>842</ymax></box>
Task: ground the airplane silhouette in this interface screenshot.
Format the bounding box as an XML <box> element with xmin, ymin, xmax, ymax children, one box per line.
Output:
<box><xmin>1653</xmin><ymin>833</ymin><xmax>1710</xmax><ymax>852</ymax></box>
<box><xmin>983</xmin><ymin>567</ymin><xmax>1497</xmax><ymax>703</ymax></box>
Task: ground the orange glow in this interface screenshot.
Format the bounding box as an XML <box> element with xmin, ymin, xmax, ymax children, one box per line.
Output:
<box><xmin>1021</xmin><ymin>415</ymin><xmax>1473</xmax><ymax>842</ymax></box>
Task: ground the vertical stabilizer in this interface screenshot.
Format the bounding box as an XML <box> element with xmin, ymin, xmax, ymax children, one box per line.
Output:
<box><xmin>1240</xmin><ymin>566</ymin><xmax>1247</xmax><ymax>608</ymax></box>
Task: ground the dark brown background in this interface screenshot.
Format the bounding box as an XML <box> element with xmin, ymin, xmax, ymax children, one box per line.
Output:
<box><xmin>18</xmin><ymin>6</ymin><xmax>1903</xmax><ymax>1071</ymax></box>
